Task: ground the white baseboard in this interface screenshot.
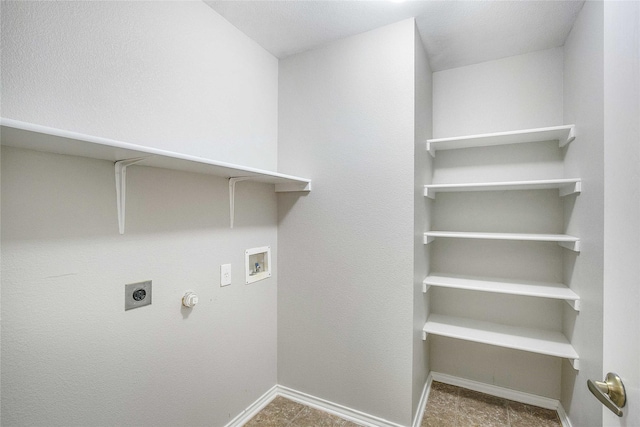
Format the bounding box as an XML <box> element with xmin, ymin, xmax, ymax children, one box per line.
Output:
<box><xmin>225</xmin><ymin>375</ymin><xmax>571</xmax><ymax>427</ymax></box>
<box><xmin>411</xmin><ymin>374</ymin><xmax>432</xmax><ymax>427</ymax></box>
<box><xmin>277</xmin><ymin>385</ymin><xmax>406</xmax><ymax>427</ymax></box>
<box><xmin>430</xmin><ymin>372</ymin><xmax>572</xmax><ymax>427</ymax></box>
<box><xmin>556</xmin><ymin>403</ymin><xmax>573</xmax><ymax>427</ymax></box>
<box><xmin>223</xmin><ymin>385</ymin><xmax>278</xmax><ymax>427</ymax></box>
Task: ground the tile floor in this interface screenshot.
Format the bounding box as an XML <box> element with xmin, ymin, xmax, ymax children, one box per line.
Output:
<box><xmin>244</xmin><ymin>396</ymin><xmax>361</xmax><ymax>426</ymax></box>
<box><xmin>245</xmin><ymin>382</ymin><xmax>562</xmax><ymax>427</ymax></box>
<box><xmin>422</xmin><ymin>381</ymin><xmax>562</xmax><ymax>427</ymax></box>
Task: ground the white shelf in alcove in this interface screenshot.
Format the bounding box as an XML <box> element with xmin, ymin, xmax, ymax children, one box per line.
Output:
<box><xmin>423</xmin><ymin>274</ymin><xmax>580</xmax><ymax>311</ymax></box>
<box><xmin>422</xmin><ymin>314</ymin><xmax>579</xmax><ymax>370</ymax></box>
<box><xmin>423</xmin><ymin>231</ymin><xmax>580</xmax><ymax>252</ymax></box>
<box><xmin>424</xmin><ymin>178</ymin><xmax>582</xmax><ymax>199</ymax></box>
<box><xmin>425</xmin><ymin>124</ymin><xmax>575</xmax><ymax>156</ymax></box>
<box><xmin>0</xmin><ymin>118</ymin><xmax>311</xmax><ymax>233</ymax></box>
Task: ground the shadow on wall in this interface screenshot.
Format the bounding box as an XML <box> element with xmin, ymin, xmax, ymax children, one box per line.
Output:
<box><xmin>276</xmin><ymin>190</ymin><xmax>311</xmax><ymax>225</ymax></box>
<box><xmin>1</xmin><ymin>147</ymin><xmax>279</xmax><ymax>241</ymax></box>
<box><xmin>433</xmin><ymin>140</ymin><xmax>565</xmax><ymax>184</ymax></box>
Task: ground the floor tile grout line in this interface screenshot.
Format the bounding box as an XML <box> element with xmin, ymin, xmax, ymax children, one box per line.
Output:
<box><xmin>456</xmin><ymin>386</ymin><xmax>462</xmax><ymax>427</ymax></box>
<box><xmin>285</xmin><ymin>405</ymin><xmax>305</xmax><ymax>426</ymax></box>
<box><xmin>504</xmin><ymin>398</ymin><xmax>511</xmax><ymax>427</ymax></box>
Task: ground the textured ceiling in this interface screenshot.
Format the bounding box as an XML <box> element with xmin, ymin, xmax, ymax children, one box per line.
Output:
<box><xmin>204</xmin><ymin>0</ymin><xmax>585</xmax><ymax>71</ymax></box>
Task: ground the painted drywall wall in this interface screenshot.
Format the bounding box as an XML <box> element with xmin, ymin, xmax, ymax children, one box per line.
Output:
<box><xmin>412</xmin><ymin>25</ymin><xmax>432</xmax><ymax>422</ymax></box>
<box><xmin>1</xmin><ymin>2</ymin><xmax>280</xmax><ymax>426</ymax></box>
<box><xmin>277</xmin><ymin>19</ymin><xmax>416</xmax><ymax>426</ymax></box>
<box><xmin>603</xmin><ymin>2</ymin><xmax>640</xmax><ymax>426</ymax></box>
<box><xmin>429</xmin><ymin>48</ymin><xmax>567</xmax><ymax>398</ymax></box>
<box><xmin>560</xmin><ymin>2</ymin><xmax>605</xmax><ymax>425</ymax></box>
<box><xmin>1</xmin><ymin>1</ymin><xmax>278</xmax><ymax>170</ymax></box>
<box><xmin>433</xmin><ymin>48</ymin><xmax>564</xmax><ymax>139</ymax></box>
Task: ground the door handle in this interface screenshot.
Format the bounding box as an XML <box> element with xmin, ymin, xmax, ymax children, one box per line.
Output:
<box><xmin>587</xmin><ymin>372</ymin><xmax>626</xmax><ymax>417</ymax></box>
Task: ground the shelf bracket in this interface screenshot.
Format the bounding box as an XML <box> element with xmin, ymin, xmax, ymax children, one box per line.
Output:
<box><xmin>559</xmin><ymin>181</ymin><xmax>581</xmax><ymax>197</ymax></box>
<box><xmin>570</xmin><ymin>358</ymin><xmax>580</xmax><ymax>371</ymax></box>
<box><xmin>425</xmin><ymin>141</ymin><xmax>436</xmax><ymax>157</ymax></box>
<box><xmin>558</xmin><ymin>240</ymin><xmax>581</xmax><ymax>252</ymax></box>
<box><xmin>115</xmin><ymin>157</ymin><xmax>146</xmax><ymax>235</ymax></box>
<box><xmin>422</xmin><ymin>331</ymin><xmax>428</xmax><ymax>341</ymax></box>
<box><xmin>424</xmin><ymin>187</ymin><xmax>435</xmax><ymax>199</ymax></box>
<box><xmin>565</xmin><ymin>299</ymin><xmax>581</xmax><ymax>312</ymax></box>
<box><xmin>423</xmin><ymin>283</ymin><xmax>431</xmax><ymax>293</ymax></box>
<box><xmin>559</xmin><ymin>126</ymin><xmax>576</xmax><ymax>148</ymax></box>
<box><xmin>275</xmin><ymin>181</ymin><xmax>312</xmax><ymax>192</ymax></box>
<box><xmin>424</xmin><ymin>235</ymin><xmax>435</xmax><ymax>245</ymax></box>
<box><xmin>229</xmin><ymin>177</ymin><xmax>251</xmax><ymax>228</ymax></box>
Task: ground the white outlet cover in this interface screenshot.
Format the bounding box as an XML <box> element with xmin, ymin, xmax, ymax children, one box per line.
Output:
<box><xmin>221</xmin><ymin>264</ymin><xmax>231</xmax><ymax>287</ymax></box>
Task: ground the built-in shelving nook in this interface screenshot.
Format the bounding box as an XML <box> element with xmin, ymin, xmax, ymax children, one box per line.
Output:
<box><xmin>422</xmin><ymin>124</ymin><xmax>581</xmax><ymax>371</ymax></box>
<box><xmin>0</xmin><ymin>118</ymin><xmax>312</xmax><ymax>233</ymax></box>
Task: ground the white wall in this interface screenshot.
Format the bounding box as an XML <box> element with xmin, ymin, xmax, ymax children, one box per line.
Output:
<box><xmin>1</xmin><ymin>2</ymin><xmax>280</xmax><ymax>426</ymax></box>
<box><xmin>430</xmin><ymin>48</ymin><xmax>568</xmax><ymax>398</ymax></box>
<box><xmin>561</xmin><ymin>2</ymin><xmax>605</xmax><ymax>425</ymax></box>
<box><xmin>602</xmin><ymin>2</ymin><xmax>640</xmax><ymax>426</ymax></box>
<box><xmin>1</xmin><ymin>0</ymin><xmax>278</xmax><ymax>170</ymax></box>
<box><xmin>277</xmin><ymin>19</ymin><xmax>417</xmax><ymax>426</ymax></box>
<box><xmin>433</xmin><ymin>48</ymin><xmax>564</xmax><ymax>139</ymax></box>
<box><xmin>412</xmin><ymin>27</ymin><xmax>432</xmax><ymax>422</ymax></box>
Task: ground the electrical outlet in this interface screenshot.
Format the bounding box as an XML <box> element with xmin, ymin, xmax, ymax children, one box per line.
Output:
<box><xmin>125</xmin><ymin>280</ymin><xmax>152</xmax><ymax>310</ymax></box>
<box><xmin>221</xmin><ymin>264</ymin><xmax>231</xmax><ymax>287</ymax></box>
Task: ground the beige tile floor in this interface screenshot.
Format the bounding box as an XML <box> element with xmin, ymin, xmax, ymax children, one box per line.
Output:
<box><xmin>245</xmin><ymin>382</ymin><xmax>562</xmax><ymax>427</ymax></box>
<box><xmin>422</xmin><ymin>381</ymin><xmax>562</xmax><ymax>427</ymax></box>
<box><xmin>244</xmin><ymin>396</ymin><xmax>361</xmax><ymax>427</ymax></box>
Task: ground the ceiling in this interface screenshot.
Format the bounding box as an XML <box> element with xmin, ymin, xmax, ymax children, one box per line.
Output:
<box><xmin>204</xmin><ymin>0</ymin><xmax>585</xmax><ymax>71</ymax></box>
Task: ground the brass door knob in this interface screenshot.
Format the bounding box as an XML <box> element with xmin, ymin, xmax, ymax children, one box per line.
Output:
<box><xmin>587</xmin><ymin>372</ymin><xmax>626</xmax><ymax>417</ymax></box>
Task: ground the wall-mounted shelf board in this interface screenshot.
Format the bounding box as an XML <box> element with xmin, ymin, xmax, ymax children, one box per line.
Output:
<box><xmin>424</xmin><ymin>178</ymin><xmax>581</xmax><ymax>199</ymax></box>
<box><xmin>423</xmin><ymin>274</ymin><xmax>580</xmax><ymax>311</ymax></box>
<box><xmin>0</xmin><ymin>118</ymin><xmax>311</xmax><ymax>190</ymax></box>
<box><xmin>424</xmin><ymin>231</ymin><xmax>580</xmax><ymax>252</ymax></box>
<box><xmin>425</xmin><ymin>124</ymin><xmax>575</xmax><ymax>156</ymax></box>
<box><xmin>1</xmin><ymin>118</ymin><xmax>311</xmax><ymax>233</ymax></box>
<box><xmin>422</xmin><ymin>314</ymin><xmax>579</xmax><ymax>370</ymax></box>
